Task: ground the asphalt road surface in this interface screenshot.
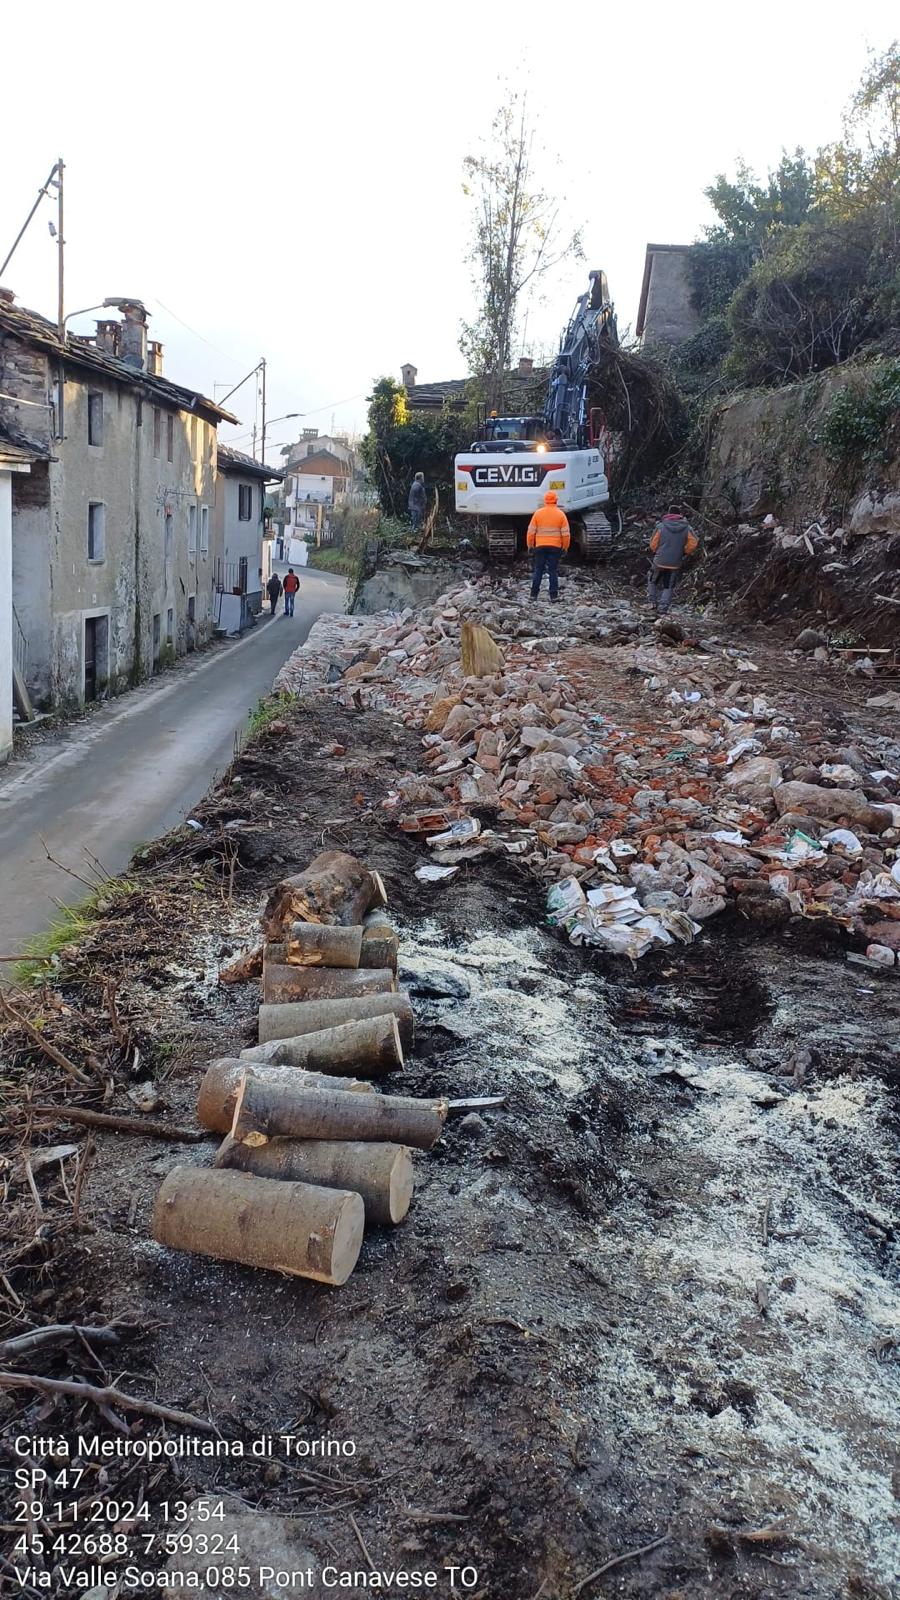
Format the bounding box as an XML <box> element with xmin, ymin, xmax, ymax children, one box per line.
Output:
<box><xmin>0</xmin><ymin>569</ymin><xmax>345</xmax><ymax>957</ymax></box>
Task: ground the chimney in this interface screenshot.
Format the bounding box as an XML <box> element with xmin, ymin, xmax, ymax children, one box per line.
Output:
<box><xmin>517</xmin><ymin>356</ymin><xmax>534</xmax><ymax>378</ymax></box>
<box><xmin>95</xmin><ymin>319</ymin><xmax>121</xmax><ymax>357</ymax></box>
<box><xmin>0</xmin><ymin>287</ymin><xmax>15</xmax><ymax>305</ymax></box>
<box><xmin>147</xmin><ymin>341</ymin><xmax>163</xmax><ymax>376</ymax></box>
<box><xmin>401</xmin><ymin>362</ymin><xmax>417</xmax><ymax>388</ymax></box>
<box><xmin>118</xmin><ymin>300</ymin><xmax>149</xmax><ymax>370</ymax></box>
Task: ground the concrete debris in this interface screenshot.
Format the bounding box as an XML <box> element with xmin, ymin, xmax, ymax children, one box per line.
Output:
<box><xmin>276</xmin><ymin>575</ymin><xmax>900</xmax><ymax>962</ymax></box>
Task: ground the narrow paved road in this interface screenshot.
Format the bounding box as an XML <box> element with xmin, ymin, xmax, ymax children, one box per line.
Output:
<box><xmin>0</xmin><ymin>570</ymin><xmax>345</xmax><ymax>956</ymax></box>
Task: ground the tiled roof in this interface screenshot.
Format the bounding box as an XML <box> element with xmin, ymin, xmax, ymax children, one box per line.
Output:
<box><xmin>405</xmin><ymin>366</ymin><xmax>550</xmax><ymax>413</ymax></box>
<box><xmin>0</xmin><ymin>299</ymin><xmax>238</xmax><ymax>424</ymax></box>
<box><xmin>218</xmin><ymin>444</ymin><xmax>284</xmax><ymax>481</ymax></box>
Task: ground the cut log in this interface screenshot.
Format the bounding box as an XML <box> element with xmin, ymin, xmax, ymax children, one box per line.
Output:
<box><xmin>197</xmin><ymin>1059</ymin><xmax>374</xmax><ymax>1135</ymax></box>
<box><xmin>261</xmin><ymin>963</ymin><xmax>396</xmax><ymax>1006</ymax></box>
<box><xmin>152</xmin><ymin>1166</ymin><xmax>364</xmax><ymax>1285</ymax></box>
<box><xmin>360</xmin><ymin>929</ymin><xmax>400</xmax><ymax>973</ymax></box>
<box><xmin>259</xmin><ymin>993</ymin><xmax>415</xmax><ymax>1049</ymax></box>
<box><xmin>461</xmin><ymin>620</ymin><xmax>504</xmax><ymax>678</ymax></box>
<box><xmin>239</xmin><ymin>1016</ymin><xmax>403</xmax><ymax>1078</ymax></box>
<box><xmin>232</xmin><ymin>1070</ymin><xmax>447</xmax><ymax>1151</ymax></box>
<box><xmin>262</xmin><ymin>852</ymin><xmax>387</xmax><ymax>937</ymax></box>
<box><xmin>277</xmin><ymin>924</ymin><xmax>364</xmax><ymax>968</ymax></box>
<box><xmin>215</xmin><ymin>1136</ymin><xmax>414</xmax><ymax>1227</ymax></box>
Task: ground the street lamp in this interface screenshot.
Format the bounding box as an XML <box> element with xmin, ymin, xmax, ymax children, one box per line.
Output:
<box><xmin>261</xmin><ymin>410</ymin><xmax>300</xmax><ymax>465</ymax></box>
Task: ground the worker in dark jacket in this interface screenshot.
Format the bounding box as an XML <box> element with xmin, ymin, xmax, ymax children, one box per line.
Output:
<box><xmin>408</xmin><ymin>471</ymin><xmax>426</xmax><ymax>531</ymax></box>
<box><xmin>647</xmin><ymin>504</ymin><xmax>699</xmax><ymax>615</ymax></box>
<box><xmin>266</xmin><ymin>571</ymin><xmax>282</xmax><ymax>615</ymax></box>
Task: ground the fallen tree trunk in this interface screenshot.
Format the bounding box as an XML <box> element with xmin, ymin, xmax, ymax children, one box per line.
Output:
<box><xmin>152</xmin><ymin>1166</ymin><xmax>364</xmax><ymax>1285</ymax></box>
<box><xmin>198</xmin><ymin>1060</ymin><xmax>374</xmax><ymax>1135</ymax></box>
<box><xmin>259</xmin><ymin>993</ymin><xmax>415</xmax><ymax>1049</ymax></box>
<box><xmin>261</xmin><ymin>963</ymin><xmax>396</xmax><ymax>1006</ymax></box>
<box><xmin>232</xmin><ymin>1070</ymin><xmax>447</xmax><ymax>1151</ymax></box>
<box><xmin>240</xmin><ymin>1016</ymin><xmax>403</xmax><ymax>1077</ymax></box>
<box><xmin>262</xmin><ymin>852</ymin><xmax>387</xmax><ymax>937</ymax></box>
<box><xmin>216</xmin><ymin>1136</ymin><xmax>414</xmax><ymax>1226</ymax></box>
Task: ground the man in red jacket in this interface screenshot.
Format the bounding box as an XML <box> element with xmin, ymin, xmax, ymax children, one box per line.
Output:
<box><xmin>282</xmin><ymin>567</ymin><xmax>301</xmax><ymax>617</ymax></box>
<box><xmin>527</xmin><ymin>491</ymin><xmax>570</xmax><ymax>602</ymax></box>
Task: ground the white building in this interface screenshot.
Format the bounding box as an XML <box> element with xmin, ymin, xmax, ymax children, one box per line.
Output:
<box><xmin>213</xmin><ymin>447</ymin><xmax>281</xmax><ymax>633</ymax></box>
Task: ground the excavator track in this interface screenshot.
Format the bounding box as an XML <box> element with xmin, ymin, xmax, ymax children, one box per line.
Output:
<box><xmin>486</xmin><ymin>522</ymin><xmax>518</xmax><ymax>560</ymax></box>
<box><xmin>573</xmin><ymin>509</ymin><xmax>617</xmax><ymax>562</ymax></box>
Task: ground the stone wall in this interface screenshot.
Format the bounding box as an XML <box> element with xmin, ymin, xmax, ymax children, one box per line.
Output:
<box><xmin>701</xmin><ymin>364</ymin><xmax>900</xmax><ymax>536</ymax></box>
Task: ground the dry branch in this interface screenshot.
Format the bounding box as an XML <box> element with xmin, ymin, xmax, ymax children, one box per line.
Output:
<box><xmin>0</xmin><ymin>992</ymin><xmax>96</xmax><ymax>1087</ymax></box>
<box><xmin>0</xmin><ymin>1370</ymin><xmax>215</xmax><ymax>1433</ymax></box>
<box><xmin>31</xmin><ymin>1106</ymin><xmax>205</xmax><ymax>1143</ymax></box>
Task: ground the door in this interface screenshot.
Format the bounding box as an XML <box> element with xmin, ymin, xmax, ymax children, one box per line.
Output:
<box><xmin>84</xmin><ymin>617</ymin><xmax>98</xmax><ymax>701</ymax></box>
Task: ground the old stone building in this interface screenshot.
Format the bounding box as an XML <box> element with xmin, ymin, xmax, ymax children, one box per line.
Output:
<box><xmin>635</xmin><ymin>243</ymin><xmax>700</xmax><ymax>348</ymax></box>
<box><xmin>0</xmin><ymin>291</ymin><xmax>236</xmax><ymax>721</ymax></box>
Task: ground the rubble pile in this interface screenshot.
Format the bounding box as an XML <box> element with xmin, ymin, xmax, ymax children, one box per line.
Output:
<box><xmin>277</xmin><ymin>577</ymin><xmax>900</xmax><ymax>964</ymax></box>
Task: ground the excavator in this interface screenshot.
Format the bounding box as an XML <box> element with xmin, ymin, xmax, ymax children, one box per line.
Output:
<box><xmin>454</xmin><ymin>270</ymin><xmax>619</xmax><ymax>560</ymax></box>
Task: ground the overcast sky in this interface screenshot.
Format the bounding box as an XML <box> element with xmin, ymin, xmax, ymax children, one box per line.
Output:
<box><xmin>1</xmin><ymin>1</ymin><xmax>896</xmax><ymax>451</ymax></box>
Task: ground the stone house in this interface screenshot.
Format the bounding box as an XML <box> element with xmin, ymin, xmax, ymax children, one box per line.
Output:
<box><xmin>0</xmin><ymin>290</ymin><xmax>236</xmax><ymax>725</ymax></box>
<box><xmin>635</xmin><ymin>244</ymin><xmax>700</xmax><ymax>348</ymax></box>
<box><xmin>213</xmin><ymin>446</ymin><xmax>281</xmax><ymax>633</ymax></box>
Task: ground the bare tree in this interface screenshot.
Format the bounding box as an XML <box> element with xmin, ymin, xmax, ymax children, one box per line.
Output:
<box><xmin>460</xmin><ymin>99</ymin><xmax>582</xmax><ymax>411</ymax></box>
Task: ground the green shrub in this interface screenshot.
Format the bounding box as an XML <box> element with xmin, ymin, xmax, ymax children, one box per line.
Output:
<box><xmin>819</xmin><ymin>360</ymin><xmax>900</xmax><ymax>463</ymax></box>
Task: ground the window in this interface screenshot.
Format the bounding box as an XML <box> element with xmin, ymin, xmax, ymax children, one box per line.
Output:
<box><xmin>87</xmin><ymin>502</ymin><xmax>106</xmax><ymax>561</ymax></box>
<box><xmin>166</xmin><ymin>608</ymin><xmax>174</xmax><ymax>642</ymax></box>
<box><xmin>238</xmin><ymin>483</ymin><xmax>253</xmax><ymax>521</ymax></box>
<box><xmin>165</xmin><ymin>510</ymin><xmax>173</xmax><ymax>563</ymax></box>
<box><xmin>153</xmin><ymin>408</ymin><xmax>161</xmax><ymax>457</ymax></box>
<box><xmin>188</xmin><ymin>502</ymin><xmax>197</xmax><ymax>558</ymax></box>
<box><xmin>87</xmin><ymin>392</ymin><xmax>103</xmax><ymax>446</ymax></box>
<box><xmin>200</xmin><ymin>504</ymin><xmax>209</xmax><ymax>557</ymax></box>
<box><xmin>166</xmin><ymin>413</ymin><xmax>174</xmax><ymax>462</ymax></box>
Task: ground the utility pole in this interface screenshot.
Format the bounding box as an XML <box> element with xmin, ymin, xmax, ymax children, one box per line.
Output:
<box><xmin>259</xmin><ymin>358</ymin><xmax>267</xmax><ymax>464</ymax></box>
<box><xmin>56</xmin><ymin>158</ymin><xmax>65</xmax><ymax>341</ymax></box>
<box><xmin>56</xmin><ymin>158</ymin><xmax>65</xmax><ymax>439</ymax></box>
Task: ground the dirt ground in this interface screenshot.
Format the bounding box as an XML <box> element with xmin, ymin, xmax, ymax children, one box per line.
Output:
<box><xmin>1</xmin><ymin>583</ymin><xmax>898</xmax><ymax>1600</ymax></box>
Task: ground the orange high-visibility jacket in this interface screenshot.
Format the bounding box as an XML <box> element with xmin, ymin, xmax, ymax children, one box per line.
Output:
<box><xmin>527</xmin><ymin>492</ymin><xmax>570</xmax><ymax>552</ymax></box>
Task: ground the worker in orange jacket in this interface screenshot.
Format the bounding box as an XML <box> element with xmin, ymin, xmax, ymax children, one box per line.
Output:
<box><xmin>647</xmin><ymin>504</ymin><xmax>699</xmax><ymax>615</ymax></box>
<box><xmin>527</xmin><ymin>491</ymin><xmax>570</xmax><ymax>602</ymax></box>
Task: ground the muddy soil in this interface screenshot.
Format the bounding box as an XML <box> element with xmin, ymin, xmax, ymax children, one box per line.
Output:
<box><xmin>1</xmin><ymin>631</ymin><xmax>898</xmax><ymax>1600</ymax></box>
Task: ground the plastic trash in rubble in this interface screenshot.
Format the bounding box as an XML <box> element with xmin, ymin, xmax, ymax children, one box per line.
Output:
<box><xmin>426</xmin><ymin>817</ymin><xmax>482</xmax><ymax>849</ymax></box>
<box><xmin>822</xmin><ymin>828</ymin><xmax>863</xmax><ymax>856</ymax></box>
<box><xmin>707</xmin><ymin>829</ymin><xmax>747</xmax><ymax>845</ymax></box>
<box><xmin>185</xmin><ymin>818</ymin><xmax>203</xmax><ymax>831</ymax></box>
<box><xmin>416</xmin><ymin>863</ymin><xmax>460</xmax><ymax>883</ymax></box>
<box><xmin>778</xmin><ymin>830</ymin><xmax>827</xmax><ymax>864</ymax></box>
<box><xmin>727</xmin><ymin>738</ymin><xmax>763</xmax><ymax>764</ymax></box>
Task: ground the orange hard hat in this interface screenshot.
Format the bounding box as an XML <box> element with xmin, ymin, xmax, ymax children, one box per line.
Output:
<box><xmin>544</xmin><ymin>490</ymin><xmax>558</xmax><ymax>505</ymax></box>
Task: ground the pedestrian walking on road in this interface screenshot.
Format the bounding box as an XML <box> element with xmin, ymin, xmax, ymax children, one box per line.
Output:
<box><xmin>527</xmin><ymin>490</ymin><xmax>570</xmax><ymax>602</ymax></box>
<box><xmin>266</xmin><ymin>572</ymin><xmax>282</xmax><ymax>615</ymax></box>
<box><xmin>408</xmin><ymin>471</ymin><xmax>426</xmax><ymax>533</ymax></box>
<box><xmin>283</xmin><ymin>567</ymin><xmax>300</xmax><ymax>617</ymax></box>
<box><xmin>647</xmin><ymin>504</ymin><xmax>698</xmax><ymax>615</ymax></box>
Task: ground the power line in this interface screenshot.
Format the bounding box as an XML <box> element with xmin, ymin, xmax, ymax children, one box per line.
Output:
<box><xmin>150</xmin><ymin>298</ymin><xmax>245</xmax><ymax>367</ymax></box>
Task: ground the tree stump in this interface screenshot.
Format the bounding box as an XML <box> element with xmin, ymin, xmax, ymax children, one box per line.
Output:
<box><xmin>152</xmin><ymin>1166</ymin><xmax>364</xmax><ymax>1285</ymax></box>
<box><xmin>262</xmin><ymin>852</ymin><xmax>386</xmax><ymax>937</ymax></box>
<box><xmin>216</xmin><ymin>1136</ymin><xmax>414</xmax><ymax>1227</ymax></box>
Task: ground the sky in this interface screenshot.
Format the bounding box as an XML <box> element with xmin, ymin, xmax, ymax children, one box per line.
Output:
<box><xmin>1</xmin><ymin>1</ymin><xmax>896</xmax><ymax>453</ymax></box>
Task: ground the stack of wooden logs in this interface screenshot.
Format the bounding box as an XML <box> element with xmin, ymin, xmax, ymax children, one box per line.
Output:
<box><xmin>152</xmin><ymin>852</ymin><xmax>446</xmax><ymax>1287</ymax></box>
